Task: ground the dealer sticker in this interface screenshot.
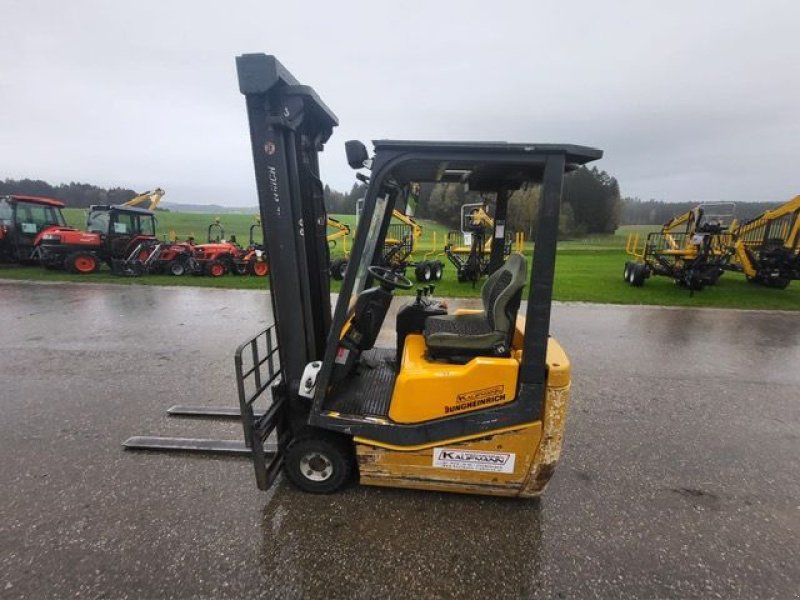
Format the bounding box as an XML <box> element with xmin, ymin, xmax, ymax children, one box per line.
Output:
<box><xmin>432</xmin><ymin>447</ymin><xmax>516</xmax><ymax>474</ymax></box>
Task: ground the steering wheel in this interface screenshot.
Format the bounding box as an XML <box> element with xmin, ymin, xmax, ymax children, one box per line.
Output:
<box><xmin>367</xmin><ymin>265</ymin><xmax>413</xmax><ymax>291</ymax></box>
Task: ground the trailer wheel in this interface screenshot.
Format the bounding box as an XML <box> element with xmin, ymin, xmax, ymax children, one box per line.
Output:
<box><xmin>329</xmin><ymin>258</ymin><xmax>347</xmax><ymax>280</ymax></box>
<box><xmin>206</xmin><ymin>260</ymin><xmax>226</xmax><ymax>277</ymax></box>
<box><xmin>165</xmin><ymin>260</ymin><xmax>186</xmax><ymax>276</ymax></box>
<box><xmin>251</xmin><ymin>260</ymin><xmax>269</xmax><ymax>277</ymax></box>
<box><xmin>431</xmin><ymin>261</ymin><xmax>444</xmax><ymax>281</ymax></box>
<box><xmin>67</xmin><ymin>252</ymin><xmax>99</xmax><ymax>274</ymax></box>
<box><xmin>630</xmin><ymin>263</ymin><xmax>647</xmax><ymax>287</ymax></box>
<box><xmin>284</xmin><ymin>434</ymin><xmax>355</xmax><ymax>494</ymax></box>
<box><xmin>415</xmin><ymin>261</ymin><xmax>432</xmax><ymax>282</ymax></box>
<box><xmin>767</xmin><ymin>277</ymin><xmax>790</xmax><ymax>290</ymax></box>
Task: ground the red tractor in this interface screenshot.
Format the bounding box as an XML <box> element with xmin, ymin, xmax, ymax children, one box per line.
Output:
<box><xmin>190</xmin><ymin>219</ymin><xmax>268</xmax><ymax>276</ymax></box>
<box><xmin>36</xmin><ymin>204</ymin><xmax>157</xmax><ymax>273</ymax></box>
<box><xmin>113</xmin><ymin>219</ymin><xmax>268</xmax><ymax>277</ymax></box>
<box><xmin>0</xmin><ymin>195</ymin><xmax>69</xmax><ymax>264</ymax></box>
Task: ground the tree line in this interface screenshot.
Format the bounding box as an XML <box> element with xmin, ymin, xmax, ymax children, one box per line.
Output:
<box><xmin>621</xmin><ymin>198</ymin><xmax>785</xmax><ymax>226</ymax></box>
<box><xmin>405</xmin><ymin>166</ymin><xmax>621</xmax><ymax>239</ymax></box>
<box><xmin>0</xmin><ymin>178</ymin><xmax>138</xmax><ymax>208</ymax></box>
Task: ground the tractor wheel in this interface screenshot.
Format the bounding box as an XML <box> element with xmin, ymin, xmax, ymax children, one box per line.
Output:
<box><xmin>205</xmin><ymin>260</ymin><xmax>226</xmax><ymax>277</ymax></box>
<box><xmin>250</xmin><ymin>260</ymin><xmax>269</xmax><ymax>277</ymax></box>
<box><xmin>415</xmin><ymin>261</ymin><xmax>432</xmax><ymax>282</ymax></box>
<box><xmin>431</xmin><ymin>261</ymin><xmax>444</xmax><ymax>281</ymax></box>
<box><xmin>165</xmin><ymin>260</ymin><xmax>186</xmax><ymax>276</ymax></box>
<box><xmin>67</xmin><ymin>252</ymin><xmax>99</xmax><ymax>274</ymax></box>
<box><xmin>623</xmin><ymin>261</ymin><xmax>632</xmax><ymax>283</ymax></box>
<box><xmin>284</xmin><ymin>433</ymin><xmax>355</xmax><ymax>494</ymax></box>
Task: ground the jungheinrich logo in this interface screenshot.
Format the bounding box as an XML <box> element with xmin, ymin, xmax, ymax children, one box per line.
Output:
<box><xmin>444</xmin><ymin>385</ymin><xmax>505</xmax><ymax>415</ymax></box>
<box><xmin>432</xmin><ymin>447</ymin><xmax>516</xmax><ymax>473</ymax></box>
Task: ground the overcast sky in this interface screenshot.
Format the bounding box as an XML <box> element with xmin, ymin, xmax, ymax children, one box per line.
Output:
<box><xmin>1</xmin><ymin>0</ymin><xmax>798</xmax><ymax>207</ymax></box>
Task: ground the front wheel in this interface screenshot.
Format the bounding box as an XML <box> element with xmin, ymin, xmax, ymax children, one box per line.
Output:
<box><xmin>250</xmin><ymin>260</ymin><xmax>269</xmax><ymax>277</ymax></box>
<box><xmin>67</xmin><ymin>252</ymin><xmax>100</xmax><ymax>274</ymax></box>
<box><xmin>205</xmin><ymin>260</ymin><xmax>226</xmax><ymax>277</ymax></box>
<box><xmin>284</xmin><ymin>434</ymin><xmax>355</xmax><ymax>494</ymax></box>
<box><xmin>165</xmin><ymin>260</ymin><xmax>186</xmax><ymax>276</ymax></box>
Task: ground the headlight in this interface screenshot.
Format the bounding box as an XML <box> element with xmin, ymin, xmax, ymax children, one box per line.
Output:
<box><xmin>255</xmin><ymin>249</ymin><xmax>263</xmax><ymax>258</ymax></box>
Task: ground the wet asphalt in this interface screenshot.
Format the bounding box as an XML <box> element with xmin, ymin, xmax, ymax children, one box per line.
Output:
<box><xmin>0</xmin><ymin>280</ymin><xmax>798</xmax><ymax>599</ymax></box>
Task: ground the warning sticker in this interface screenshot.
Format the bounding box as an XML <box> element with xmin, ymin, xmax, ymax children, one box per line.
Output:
<box><xmin>432</xmin><ymin>447</ymin><xmax>516</xmax><ymax>474</ymax></box>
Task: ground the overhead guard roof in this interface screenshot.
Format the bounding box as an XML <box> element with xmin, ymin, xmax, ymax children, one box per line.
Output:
<box><xmin>370</xmin><ymin>140</ymin><xmax>603</xmax><ymax>190</ymax></box>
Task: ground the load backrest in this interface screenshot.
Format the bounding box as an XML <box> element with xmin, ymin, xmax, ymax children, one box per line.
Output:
<box><xmin>480</xmin><ymin>253</ymin><xmax>527</xmax><ymax>334</ymax></box>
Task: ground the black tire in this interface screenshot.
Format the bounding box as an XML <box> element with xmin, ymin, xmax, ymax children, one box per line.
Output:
<box><xmin>431</xmin><ymin>261</ymin><xmax>444</xmax><ymax>281</ymax></box>
<box><xmin>284</xmin><ymin>433</ymin><xmax>355</xmax><ymax>494</ymax></box>
<box><xmin>630</xmin><ymin>263</ymin><xmax>647</xmax><ymax>287</ymax></box>
<box><xmin>329</xmin><ymin>258</ymin><xmax>347</xmax><ymax>281</ymax></box>
<box><xmin>767</xmin><ymin>277</ymin><xmax>790</xmax><ymax>290</ymax></box>
<box><xmin>623</xmin><ymin>261</ymin><xmax>632</xmax><ymax>283</ymax></box>
<box><xmin>415</xmin><ymin>261</ymin><xmax>432</xmax><ymax>282</ymax></box>
<box><xmin>165</xmin><ymin>260</ymin><xmax>186</xmax><ymax>276</ymax></box>
<box><xmin>66</xmin><ymin>251</ymin><xmax>100</xmax><ymax>274</ymax></box>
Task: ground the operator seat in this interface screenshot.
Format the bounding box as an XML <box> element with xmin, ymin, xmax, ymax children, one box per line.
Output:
<box><xmin>424</xmin><ymin>253</ymin><xmax>527</xmax><ymax>359</ymax></box>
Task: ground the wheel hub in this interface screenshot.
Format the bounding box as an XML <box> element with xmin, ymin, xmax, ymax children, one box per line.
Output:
<box><xmin>300</xmin><ymin>452</ymin><xmax>333</xmax><ymax>482</ymax></box>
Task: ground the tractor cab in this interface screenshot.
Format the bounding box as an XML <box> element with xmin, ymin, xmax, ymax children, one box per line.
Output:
<box><xmin>0</xmin><ymin>195</ymin><xmax>67</xmax><ymax>262</ymax></box>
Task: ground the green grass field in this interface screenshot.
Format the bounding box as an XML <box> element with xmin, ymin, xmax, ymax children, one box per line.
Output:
<box><xmin>2</xmin><ymin>215</ymin><xmax>798</xmax><ymax>310</ymax></box>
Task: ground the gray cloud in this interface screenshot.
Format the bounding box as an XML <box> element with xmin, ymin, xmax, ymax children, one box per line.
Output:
<box><xmin>1</xmin><ymin>0</ymin><xmax>798</xmax><ymax>206</ymax></box>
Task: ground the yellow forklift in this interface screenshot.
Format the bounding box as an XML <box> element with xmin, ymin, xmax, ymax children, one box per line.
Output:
<box><xmin>125</xmin><ymin>54</ymin><xmax>602</xmax><ymax>498</ymax></box>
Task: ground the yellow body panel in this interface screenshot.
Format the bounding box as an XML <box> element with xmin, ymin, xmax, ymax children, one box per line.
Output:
<box><xmin>357</xmin><ymin>367</ymin><xmax>571</xmax><ymax>497</ymax></box>
<box><xmin>388</xmin><ymin>334</ymin><xmax>519</xmax><ymax>423</ymax></box>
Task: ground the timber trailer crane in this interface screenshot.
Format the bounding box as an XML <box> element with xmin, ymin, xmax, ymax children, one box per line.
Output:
<box><xmin>445</xmin><ymin>202</ymin><xmax>518</xmax><ymax>284</ymax></box>
<box><xmin>326</xmin><ymin>216</ymin><xmax>352</xmax><ymax>280</ymax></box>
<box><xmin>724</xmin><ymin>195</ymin><xmax>800</xmax><ymax>289</ymax></box>
<box><xmin>338</xmin><ymin>200</ymin><xmax>443</xmax><ymax>283</ymax></box>
<box><xmin>124</xmin><ymin>53</ymin><xmax>602</xmax><ymax>498</ymax></box>
<box><xmin>624</xmin><ymin>202</ymin><xmax>735</xmax><ymax>291</ymax></box>
<box><xmin>121</xmin><ymin>188</ymin><xmax>166</xmax><ymax>211</ymax></box>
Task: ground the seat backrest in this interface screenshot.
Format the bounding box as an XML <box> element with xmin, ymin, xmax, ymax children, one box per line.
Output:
<box><xmin>480</xmin><ymin>253</ymin><xmax>527</xmax><ymax>336</ymax></box>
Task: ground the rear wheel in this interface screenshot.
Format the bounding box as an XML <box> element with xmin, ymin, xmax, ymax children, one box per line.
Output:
<box><xmin>415</xmin><ymin>261</ymin><xmax>432</xmax><ymax>282</ymax></box>
<box><xmin>284</xmin><ymin>434</ymin><xmax>355</xmax><ymax>494</ymax></box>
<box><xmin>67</xmin><ymin>252</ymin><xmax>99</xmax><ymax>274</ymax></box>
<box><xmin>205</xmin><ymin>260</ymin><xmax>226</xmax><ymax>277</ymax></box>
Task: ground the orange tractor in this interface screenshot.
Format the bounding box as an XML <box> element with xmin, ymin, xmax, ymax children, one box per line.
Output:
<box><xmin>36</xmin><ymin>204</ymin><xmax>158</xmax><ymax>273</ymax></box>
<box><xmin>114</xmin><ymin>217</ymin><xmax>268</xmax><ymax>277</ymax></box>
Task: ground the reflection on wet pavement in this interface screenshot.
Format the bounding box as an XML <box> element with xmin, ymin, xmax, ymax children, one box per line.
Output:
<box><xmin>1</xmin><ymin>281</ymin><xmax>798</xmax><ymax>598</ymax></box>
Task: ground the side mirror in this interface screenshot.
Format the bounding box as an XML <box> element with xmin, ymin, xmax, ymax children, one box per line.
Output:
<box><xmin>345</xmin><ymin>140</ymin><xmax>369</xmax><ymax>170</ymax></box>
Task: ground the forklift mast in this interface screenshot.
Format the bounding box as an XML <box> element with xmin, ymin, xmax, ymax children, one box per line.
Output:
<box><xmin>236</xmin><ymin>53</ymin><xmax>338</xmax><ymax>394</ymax></box>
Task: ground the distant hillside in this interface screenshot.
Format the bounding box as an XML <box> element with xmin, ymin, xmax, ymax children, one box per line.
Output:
<box><xmin>160</xmin><ymin>202</ymin><xmax>259</xmax><ymax>214</ymax></box>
